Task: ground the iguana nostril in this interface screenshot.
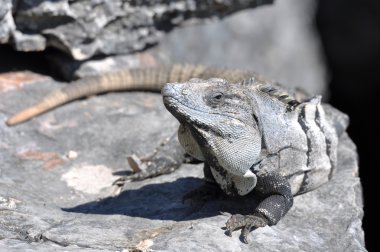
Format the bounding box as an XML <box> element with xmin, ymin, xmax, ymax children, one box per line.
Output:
<box><xmin>181</xmin><ymin>88</ymin><xmax>189</xmax><ymax>95</ymax></box>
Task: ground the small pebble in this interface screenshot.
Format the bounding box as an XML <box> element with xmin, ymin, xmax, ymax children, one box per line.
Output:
<box><xmin>67</xmin><ymin>150</ymin><xmax>78</xmax><ymax>159</ymax></box>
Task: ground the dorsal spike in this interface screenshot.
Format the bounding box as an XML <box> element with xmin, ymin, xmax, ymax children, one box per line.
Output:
<box><xmin>239</xmin><ymin>77</ymin><xmax>256</xmax><ymax>86</ymax></box>
<box><xmin>259</xmin><ymin>84</ymin><xmax>276</xmax><ymax>93</ymax></box>
<box><xmin>258</xmin><ymin>83</ymin><xmax>303</xmax><ymax>111</ymax></box>
<box><xmin>278</xmin><ymin>94</ymin><xmax>289</xmax><ymax>99</ymax></box>
<box><xmin>287</xmin><ymin>100</ymin><xmax>300</xmax><ymax>106</ymax></box>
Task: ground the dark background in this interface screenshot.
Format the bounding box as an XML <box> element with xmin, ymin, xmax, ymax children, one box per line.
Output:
<box><xmin>0</xmin><ymin>0</ymin><xmax>378</xmax><ymax>250</ymax></box>
<box><xmin>316</xmin><ymin>0</ymin><xmax>380</xmax><ymax>250</ymax></box>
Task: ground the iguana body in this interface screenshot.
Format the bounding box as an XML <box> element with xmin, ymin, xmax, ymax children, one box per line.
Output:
<box><xmin>6</xmin><ymin>65</ymin><xmax>348</xmax><ymax>243</ymax></box>
<box><xmin>162</xmin><ymin>77</ymin><xmax>348</xmax><ymax>242</ymax></box>
<box><xmin>164</xmin><ymin>79</ymin><xmax>340</xmax><ymax>196</ymax></box>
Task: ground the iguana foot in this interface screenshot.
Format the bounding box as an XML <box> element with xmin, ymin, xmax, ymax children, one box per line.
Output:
<box><xmin>182</xmin><ymin>182</ymin><xmax>221</xmax><ymax>205</ymax></box>
<box><xmin>225</xmin><ymin>213</ymin><xmax>268</xmax><ymax>243</ymax></box>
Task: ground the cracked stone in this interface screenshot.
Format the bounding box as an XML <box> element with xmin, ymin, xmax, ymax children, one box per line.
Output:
<box><xmin>0</xmin><ymin>0</ymin><xmax>273</xmax><ymax>60</ymax></box>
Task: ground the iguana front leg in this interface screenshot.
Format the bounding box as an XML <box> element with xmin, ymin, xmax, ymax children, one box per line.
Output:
<box><xmin>225</xmin><ymin>172</ymin><xmax>293</xmax><ymax>243</ymax></box>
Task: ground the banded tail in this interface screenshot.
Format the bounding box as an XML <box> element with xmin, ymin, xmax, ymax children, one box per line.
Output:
<box><xmin>6</xmin><ymin>64</ymin><xmax>260</xmax><ymax>126</ymax></box>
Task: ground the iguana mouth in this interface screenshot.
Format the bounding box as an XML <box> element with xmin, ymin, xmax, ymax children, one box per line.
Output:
<box><xmin>162</xmin><ymin>96</ymin><xmax>212</xmax><ymax>128</ymax></box>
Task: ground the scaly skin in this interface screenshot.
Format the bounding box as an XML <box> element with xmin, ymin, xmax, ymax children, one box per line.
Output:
<box><xmin>6</xmin><ymin>64</ymin><xmax>265</xmax><ymax>126</ymax></box>
<box><xmin>161</xmin><ymin>77</ymin><xmax>348</xmax><ymax>243</ymax></box>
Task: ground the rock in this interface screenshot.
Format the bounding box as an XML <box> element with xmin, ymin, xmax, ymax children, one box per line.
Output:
<box><xmin>0</xmin><ymin>77</ymin><xmax>366</xmax><ymax>251</ymax></box>
<box><xmin>0</xmin><ymin>0</ymin><xmax>15</xmax><ymax>44</ymax></box>
<box><xmin>51</xmin><ymin>0</ymin><xmax>327</xmax><ymax>96</ymax></box>
<box><xmin>0</xmin><ymin>0</ymin><xmax>272</xmax><ymax>60</ymax></box>
<box><xmin>48</xmin><ymin>52</ymin><xmax>158</xmax><ymax>80</ymax></box>
<box><xmin>12</xmin><ymin>31</ymin><xmax>46</xmax><ymax>52</ymax></box>
<box><xmin>157</xmin><ymin>0</ymin><xmax>327</xmax><ymax>95</ymax></box>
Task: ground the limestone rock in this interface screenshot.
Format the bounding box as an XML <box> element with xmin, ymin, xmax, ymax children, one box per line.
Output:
<box><xmin>0</xmin><ymin>0</ymin><xmax>272</xmax><ymax>59</ymax></box>
<box><xmin>0</xmin><ymin>77</ymin><xmax>366</xmax><ymax>251</ymax></box>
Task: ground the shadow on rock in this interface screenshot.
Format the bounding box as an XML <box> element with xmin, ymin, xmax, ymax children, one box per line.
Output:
<box><xmin>62</xmin><ymin>177</ymin><xmax>259</xmax><ymax>222</ymax></box>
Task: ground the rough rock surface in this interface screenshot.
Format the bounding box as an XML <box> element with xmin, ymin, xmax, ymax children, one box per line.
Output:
<box><xmin>0</xmin><ymin>76</ymin><xmax>366</xmax><ymax>251</ymax></box>
<box><xmin>57</xmin><ymin>0</ymin><xmax>326</xmax><ymax>96</ymax></box>
<box><xmin>0</xmin><ymin>0</ymin><xmax>272</xmax><ymax>60</ymax></box>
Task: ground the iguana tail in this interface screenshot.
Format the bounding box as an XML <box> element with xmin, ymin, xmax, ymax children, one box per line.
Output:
<box><xmin>6</xmin><ymin>64</ymin><xmax>258</xmax><ymax>126</ymax></box>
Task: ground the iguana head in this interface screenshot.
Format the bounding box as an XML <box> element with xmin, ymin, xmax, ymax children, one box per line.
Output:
<box><xmin>162</xmin><ymin>78</ymin><xmax>262</xmax><ymax>177</ymax></box>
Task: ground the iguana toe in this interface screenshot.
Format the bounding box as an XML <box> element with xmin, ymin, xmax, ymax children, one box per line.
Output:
<box><xmin>225</xmin><ymin>213</ymin><xmax>268</xmax><ymax>243</ymax></box>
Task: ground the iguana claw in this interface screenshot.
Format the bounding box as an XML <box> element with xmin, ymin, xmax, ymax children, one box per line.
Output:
<box><xmin>225</xmin><ymin>213</ymin><xmax>268</xmax><ymax>243</ymax></box>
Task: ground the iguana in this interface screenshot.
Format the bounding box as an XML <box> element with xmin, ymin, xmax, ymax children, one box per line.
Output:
<box><xmin>6</xmin><ymin>64</ymin><xmax>348</xmax><ymax>243</ymax></box>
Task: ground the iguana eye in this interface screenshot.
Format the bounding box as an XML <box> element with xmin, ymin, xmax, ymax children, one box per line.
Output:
<box><xmin>212</xmin><ymin>92</ymin><xmax>224</xmax><ymax>101</ymax></box>
<box><xmin>205</xmin><ymin>92</ymin><xmax>225</xmax><ymax>107</ymax></box>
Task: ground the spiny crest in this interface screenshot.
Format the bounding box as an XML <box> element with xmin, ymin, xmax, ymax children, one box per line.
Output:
<box><xmin>239</xmin><ymin>77</ymin><xmax>257</xmax><ymax>86</ymax></box>
<box><xmin>258</xmin><ymin>83</ymin><xmax>301</xmax><ymax>111</ymax></box>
